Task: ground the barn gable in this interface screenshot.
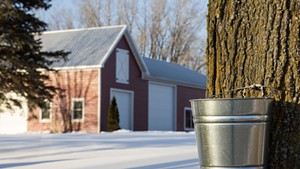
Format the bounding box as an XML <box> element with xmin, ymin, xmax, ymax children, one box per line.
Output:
<box><xmin>40</xmin><ymin>25</ymin><xmax>148</xmax><ymax>75</ymax></box>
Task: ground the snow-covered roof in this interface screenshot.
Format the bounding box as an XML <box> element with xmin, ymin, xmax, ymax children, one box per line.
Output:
<box><xmin>143</xmin><ymin>57</ymin><xmax>206</xmax><ymax>88</ymax></box>
<box><xmin>40</xmin><ymin>25</ymin><xmax>127</xmax><ymax>68</ymax></box>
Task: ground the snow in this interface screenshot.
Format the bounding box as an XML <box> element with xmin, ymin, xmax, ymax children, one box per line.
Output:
<box><xmin>0</xmin><ymin>131</ymin><xmax>200</xmax><ymax>169</ymax></box>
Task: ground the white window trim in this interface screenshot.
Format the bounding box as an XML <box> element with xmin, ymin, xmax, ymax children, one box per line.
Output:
<box><xmin>39</xmin><ymin>102</ymin><xmax>52</xmax><ymax>123</ymax></box>
<box><xmin>184</xmin><ymin>107</ymin><xmax>194</xmax><ymax>131</ymax></box>
<box><xmin>116</xmin><ymin>48</ymin><xmax>129</xmax><ymax>84</ymax></box>
<box><xmin>71</xmin><ymin>98</ymin><xmax>85</xmax><ymax>122</ymax></box>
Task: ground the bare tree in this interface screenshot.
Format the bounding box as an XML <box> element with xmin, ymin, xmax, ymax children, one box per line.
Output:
<box><xmin>48</xmin><ymin>8</ymin><xmax>75</xmax><ymax>30</ymax></box>
<box><xmin>79</xmin><ymin>0</ymin><xmax>102</xmax><ymax>27</ymax></box>
<box><xmin>189</xmin><ymin>38</ymin><xmax>206</xmax><ymax>74</ymax></box>
<box><xmin>102</xmin><ymin>0</ymin><xmax>113</xmax><ymax>26</ymax></box>
<box><xmin>135</xmin><ymin>1</ymin><xmax>148</xmax><ymax>57</ymax></box>
<box><xmin>166</xmin><ymin>0</ymin><xmax>206</xmax><ymax>69</ymax></box>
<box><xmin>148</xmin><ymin>0</ymin><xmax>169</xmax><ymax>60</ymax></box>
<box><xmin>116</xmin><ymin>0</ymin><xmax>139</xmax><ymax>33</ymax></box>
<box><xmin>64</xmin><ymin>10</ymin><xmax>75</xmax><ymax>29</ymax></box>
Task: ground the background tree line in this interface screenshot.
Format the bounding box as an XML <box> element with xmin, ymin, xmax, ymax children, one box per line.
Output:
<box><xmin>38</xmin><ymin>0</ymin><xmax>208</xmax><ymax>74</ymax></box>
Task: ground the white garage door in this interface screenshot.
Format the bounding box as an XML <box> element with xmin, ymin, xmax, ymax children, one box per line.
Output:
<box><xmin>149</xmin><ymin>83</ymin><xmax>175</xmax><ymax>131</ymax></box>
<box><xmin>0</xmin><ymin>101</ymin><xmax>28</xmax><ymax>134</ymax></box>
<box><xmin>111</xmin><ymin>89</ymin><xmax>133</xmax><ymax>130</ymax></box>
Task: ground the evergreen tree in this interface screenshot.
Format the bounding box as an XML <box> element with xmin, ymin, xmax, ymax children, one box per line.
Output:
<box><xmin>0</xmin><ymin>0</ymin><xmax>68</xmax><ymax>109</ymax></box>
<box><xmin>107</xmin><ymin>96</ymin><xmax>120</xmax><ymax>131</ymax></box>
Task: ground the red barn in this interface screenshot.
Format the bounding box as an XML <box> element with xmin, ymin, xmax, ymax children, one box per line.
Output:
<box><xmin>25</xmin><ymin>25</ymin><xmax>206</xmax><ymax>133</ymax></box>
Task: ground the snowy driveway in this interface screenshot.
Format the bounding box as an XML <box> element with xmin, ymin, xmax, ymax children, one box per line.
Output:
<box><xmin>0</xmin><ymin>131</ymin><xmax>199</xmax><ymax>169</ymax></box>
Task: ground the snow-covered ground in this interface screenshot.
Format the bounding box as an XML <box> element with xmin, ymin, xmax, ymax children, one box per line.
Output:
<box><xmin>0</xmin><ymin>131</ymin><xmax>200</xmax><ymax>169</ymax></box>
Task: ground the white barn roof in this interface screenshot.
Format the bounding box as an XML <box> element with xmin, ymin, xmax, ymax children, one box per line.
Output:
<box><xmin>40</xmin><ymin>25</ymin><xmax>127</xmax><ymax>68</ymax></box>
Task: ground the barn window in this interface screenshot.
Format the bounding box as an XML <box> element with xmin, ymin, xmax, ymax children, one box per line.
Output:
<box><xmin>40</xmin><ymin>101</ymin><xmax>51</xmax><ymax>122</ymax></box>
<box><xmin>116</xmin><ymin>48</ymin><xmax>129</xmax><ymax>84</ymax></box>
<box><xmin>72</xmin><ymin>98</ymin><xmax>84</xmax><ymax>121</ymax></box>
<box><xmin>184</xmin><ymin>107</ymin><xmax>194</xmax><ymax>130</ymax></box>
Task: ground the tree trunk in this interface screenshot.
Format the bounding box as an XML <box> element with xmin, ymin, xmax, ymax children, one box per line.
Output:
<box><xmin>207</xmin><ymin>0</ymin><xmax>300</xmax><ymax>168</ymax></box>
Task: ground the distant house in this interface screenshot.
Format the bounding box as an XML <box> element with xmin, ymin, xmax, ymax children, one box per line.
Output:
<box><xmin>0</xmin><ymin>25</ymin><xmax>206</xmax><ymax>134</ymax></box>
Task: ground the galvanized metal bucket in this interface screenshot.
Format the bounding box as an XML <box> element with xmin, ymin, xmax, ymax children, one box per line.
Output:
<box><xmin>190</xmin><ymin>98</ymin><xmax>273</xmax><ymax>169</ymax></box>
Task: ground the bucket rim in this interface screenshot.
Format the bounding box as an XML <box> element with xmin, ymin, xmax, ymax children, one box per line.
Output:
<box><xmin>190</xmin><ymin>98</ymin><xmax>274</xmax><ymax>102</ymax></box>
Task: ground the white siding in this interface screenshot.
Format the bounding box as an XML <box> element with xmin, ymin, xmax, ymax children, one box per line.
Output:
<box><xmin>0</xmin><ymin>94</ymin><xmax>28</xmax><ymax>134</ymax></box>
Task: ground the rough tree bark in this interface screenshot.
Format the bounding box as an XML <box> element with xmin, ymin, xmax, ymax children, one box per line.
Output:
<box><xmin>79</xmin><ymin>0</ymin><xmax>102</xmax><ymax>27</ymax></box>
<box><xmin>206</xmin><ymin>0</ymin><xmax>300</xmax><ymax>168</ymax></box>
